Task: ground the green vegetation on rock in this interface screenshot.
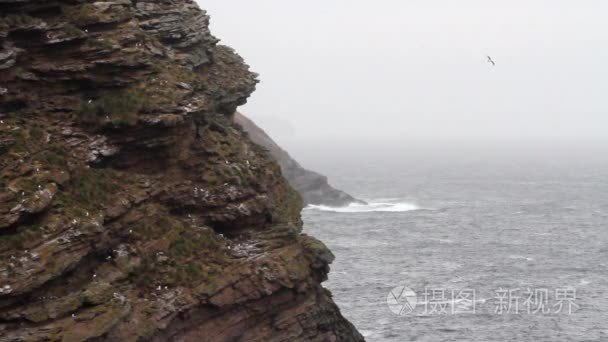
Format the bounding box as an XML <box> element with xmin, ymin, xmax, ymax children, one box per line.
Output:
<box><xmin>69</xmin><ymin>169</ymin><xmax>119</xmax><ymax>206</ymax></box>
<box><xmin>78</xmin><ymin>88</ymin><xmax>148</xmax><ymax>126</ymax></box>
<box><xmin>0</xmin><ymin>223</ymin><xmax>43</xmax><ymax>253</ymax></box>
<box><xmin>54</xmin><ymin>168</ymin><xmax>120</xmax><ymax>214</ymax></box>
<box><xmin>0</xmin><ymin>14</ymin><xmax>42</xmax><ymax>28</ymax></box>
<box><xmin>64</xmin><ymin>4</ymin><xmax>102</xmax><ymax>27</ymax></box>
<box><xmin>36</xmin><ymin>146</ymin><xmax>68</xmax><ymax>168</ymax></box>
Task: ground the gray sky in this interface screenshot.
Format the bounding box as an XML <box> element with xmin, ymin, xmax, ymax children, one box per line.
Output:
<box><xmin>199</xmin><ymin>0</ymin><xmax>608</xmax><ymax>148</ymax></box>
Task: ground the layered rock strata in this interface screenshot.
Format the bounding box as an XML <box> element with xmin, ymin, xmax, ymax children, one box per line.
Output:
<box><xmin>0</xmin><ymin>1</ymin><xmax>363</xmax><ymax>341</ymax></box>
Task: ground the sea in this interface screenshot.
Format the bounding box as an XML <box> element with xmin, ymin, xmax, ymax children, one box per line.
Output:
<box><xmin>298</xmin><ymin>143</ymin><xmax>608</xmax><ymax>342</ymax></box>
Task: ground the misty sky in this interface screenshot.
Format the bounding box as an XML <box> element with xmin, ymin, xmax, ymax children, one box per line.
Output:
<box><xmin>199</xmin><ymin>1</ymin><xmax>608</xmax><ymax>147</ymax></box>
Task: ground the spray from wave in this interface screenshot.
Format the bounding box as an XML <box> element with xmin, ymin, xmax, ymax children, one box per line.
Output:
<box><xmin>305</xmin><ymin>200</ymin><xmax>421</xmax><ymax>213</ymax></box>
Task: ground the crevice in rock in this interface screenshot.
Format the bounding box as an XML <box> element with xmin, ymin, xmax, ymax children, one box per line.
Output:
<box><xmin>82</xmin><ymin>21</ymin><xmax>125</xmax><ymax>33</ymax></box>
<box><xmin>7</xmin><ymin>30</ymin><xmax>45</xmax><ymax>47</ymax></box>
<box><xmin>0</xmin><ymin>210</ymin><xmax>46</xmax><ymax>236</ymax></box>
<box><xmin>28</xmin><ymin>5</ymin><xmax>62</xmax><ymax>19</ymax></box>
<box><xmin>0</xmin><ymin>100</ymin><xmax>27</xmax><ymax>114</ymax></box>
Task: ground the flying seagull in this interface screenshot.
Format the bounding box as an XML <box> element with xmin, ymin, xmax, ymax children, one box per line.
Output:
<box><xmin>487</xmin><ymin>55</ymin><xmax>496</xmax><ymax>66</ymax></box>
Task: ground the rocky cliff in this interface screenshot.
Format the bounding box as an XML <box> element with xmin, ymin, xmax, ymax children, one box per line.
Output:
<box><xmin>234</xmin><ymin>113</ymin><xmax>362</xmax><ymax>207</ymax></box>
<box><xmin>0</xmin><ymin>1</ymin><xmax>363</xmax><ymax>341</ymax></box>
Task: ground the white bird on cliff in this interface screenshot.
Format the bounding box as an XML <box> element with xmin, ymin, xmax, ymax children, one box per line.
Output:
<box><xmin>487</xmin><ymin>55</ymin><xmax>496</xmax><ymax>66</ymax></box>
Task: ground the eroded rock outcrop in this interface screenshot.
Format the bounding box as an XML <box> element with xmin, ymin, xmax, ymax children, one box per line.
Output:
<box><xmin>0</xmin><ymin>1</ymin><xmax>363</xmax><ymax>341</ymax></box>
<box><xmin>234</xmin><ymin>113</ymin><xmax>363</xmax><ymax>207</ymax></box>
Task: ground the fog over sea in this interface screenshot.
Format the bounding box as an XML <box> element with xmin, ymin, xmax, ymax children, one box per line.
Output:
<box><xmin>300</xmin><ymin>143</ymin><xmax>608</xmax><ymax>341</ymax></box>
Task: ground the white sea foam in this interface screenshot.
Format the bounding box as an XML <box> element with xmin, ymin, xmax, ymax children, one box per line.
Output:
<box><xmin>305</xmin><ymin>200</ymin><xmax>420</xmax><ymax>213</ymax></box>
<box><xmin>359</xmin><ymin>330</ymin><xmax>375</xmax><ymax>338</ymax></box>
<box><xmin>508</xmin><ymin>255</ymin><xmax>535</xmax><ymax>261</ymax></box>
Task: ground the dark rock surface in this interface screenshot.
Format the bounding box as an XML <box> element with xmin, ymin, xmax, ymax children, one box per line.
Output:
<box><xmin>234</xmin><ymin>113</ymin><xmax>363</xmax><ymax>207</ymax></box>
<box><xmin>0</xmin><ymin>1</ymin><xmax>363</xmax><ymax>341</ymax></box>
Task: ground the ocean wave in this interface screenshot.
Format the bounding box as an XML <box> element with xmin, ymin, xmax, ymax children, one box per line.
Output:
<box><xmin>305</xmin><ymin>200</ymin><xmax>420</xmax><ymax>213</ymax></box>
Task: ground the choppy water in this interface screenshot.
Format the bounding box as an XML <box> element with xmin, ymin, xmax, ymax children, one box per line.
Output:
<box><xmin>302</xmin><ymin>148</ymin><xmax>608</xmax><ymax>341</ymax></box>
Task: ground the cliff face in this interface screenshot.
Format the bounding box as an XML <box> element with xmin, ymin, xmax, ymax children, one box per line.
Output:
<box><xmin>234</xmin><ymin>113</ymin><xmax>362</xmax><ymax>207</ymax></box>
<box><xmin>0</xmin><ymin>1</ymin><xmax>363</xmax><ymax>341</ymax></box>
